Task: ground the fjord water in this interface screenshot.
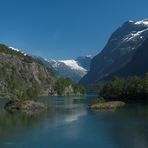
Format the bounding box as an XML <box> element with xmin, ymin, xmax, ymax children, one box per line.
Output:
<box><xmin>0</xmin><ymin>96</ymin><xmax>148</xmax><ymax>148</ymax></box>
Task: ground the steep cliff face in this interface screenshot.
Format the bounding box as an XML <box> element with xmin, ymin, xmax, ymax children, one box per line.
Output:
<box><xmin>0</xmin><ymin>44</ymin><xmax>56</xmax><ymax>99</ymax></box>
<box><xmin>80</xmin><ymin>19</ymin><xmax>148</xmax><ymax>86</ymax></box>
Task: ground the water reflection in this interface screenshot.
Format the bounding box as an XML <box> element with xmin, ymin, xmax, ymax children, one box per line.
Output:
<box><xmin>64</xmin><ymin>108</ymin><xmax>87</xmax><ymax>123</ymax></box>
<box><xmin>0</xmin><ymin>96</ymin><xmax>89</xmax><ymax>146</ymax></box>
<box><xmin>100</xmin><ymin>105</ymin><xmax>148</xmax><ymax>148</ymax></box>
<box><xmin>0</xmin><ymin>109</ymin><xmax>54</xmax><ymax>143</ymax></box>
<box><xmin>0</xmin><ymin>96</ymin><xmax>148</xmax><ymax>148</ymax></box>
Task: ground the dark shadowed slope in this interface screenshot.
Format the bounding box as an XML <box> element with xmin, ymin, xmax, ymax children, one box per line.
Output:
<box><xmin>110</xmin><ymin>38</ymin><xmax>148</xmax><ymax>77</ymax></box>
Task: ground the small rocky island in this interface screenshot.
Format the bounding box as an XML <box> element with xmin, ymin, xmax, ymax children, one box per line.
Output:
<box><xmin>4</xmin><ymin>100</ymin><xmax>48</xmax><ymax>113</ymax></box>
<box><xmin>90</xmin><ymin>97</ymin><xmax>125</xmax><ymax>111</ymax></box>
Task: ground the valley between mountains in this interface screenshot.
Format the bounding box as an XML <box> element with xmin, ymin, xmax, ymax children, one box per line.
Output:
<box><xmin>1</xmin><ymin>18</ymin><xmax>148</xmax><ymax>106</ymax></box>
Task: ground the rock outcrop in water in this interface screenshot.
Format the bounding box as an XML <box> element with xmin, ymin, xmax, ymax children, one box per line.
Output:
<box><xmin>4</xmin><ymin>100</ymin><xmax>49</xmax><ymax>112</ymax></box>
<box><xmin>90</xmin><ymin>101</ymin><xmax>125</xmax><ymax>111</ymax></box>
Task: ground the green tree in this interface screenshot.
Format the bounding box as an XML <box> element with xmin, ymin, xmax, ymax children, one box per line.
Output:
<box><xmin>74</xmin><ymin>85</ymin><xmax>85</xmax><ymax>94</ymax></box>
<box><xmin>54</xmin><ymin>77</ymin><xmax>73</xmax><ymax>95</ymax></box>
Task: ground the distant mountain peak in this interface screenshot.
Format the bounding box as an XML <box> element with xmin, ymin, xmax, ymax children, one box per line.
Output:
<box><xmin>33</xmin><ymin>55</ymin><xmax>92</xmax><ymax>82</ymax></box>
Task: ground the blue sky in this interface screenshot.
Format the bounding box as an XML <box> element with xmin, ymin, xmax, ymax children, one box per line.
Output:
<box><xmin>0</xmin><ymin>0</ymin><xmax>148</xmax><ymax>59</ymax></box>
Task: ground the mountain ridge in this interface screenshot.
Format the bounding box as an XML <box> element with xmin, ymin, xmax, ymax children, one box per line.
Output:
<box><xmin>79</xmin><ymin>18</ymin><xmax>148</xmax><ymax>87</ymax></box>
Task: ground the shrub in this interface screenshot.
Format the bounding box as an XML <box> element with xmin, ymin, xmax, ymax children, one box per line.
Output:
<box><xmin>101</xmin><ymin>74</ymin><xmax>148</xmax><ymax>100</ymax></box>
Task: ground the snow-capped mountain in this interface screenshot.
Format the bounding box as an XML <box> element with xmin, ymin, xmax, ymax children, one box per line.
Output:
<box><xmin>80</xmin><ymin>18</ymin><xmax>148</xmax><ymax>86</ymax></box>
<box><xmin>48</xmin><ymin>57</ymin><xmax>92</xmax><ymax>82</ymax></box>
<box><xmin>33</xmin><ymin>55</ymin><xmax>92</xmax><ymax>82</ymax></box>
<box><xmin>122</xmin><ymin>19</ymin><xmax>148</xmax><ymax>43</ymax></box>
<box><xmin>50</xmin><ymin>59</ymin><xmax>87</xmax><ymax>81</ymax></box>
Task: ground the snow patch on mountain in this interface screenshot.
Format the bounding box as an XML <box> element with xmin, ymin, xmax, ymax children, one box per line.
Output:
<box><xmin>46</xmin><ymin>56</ymin><xmax>92</xmax><ymax>82</ymax></box>
<box><xmin>51</xmin><ymin>60</ymin><xmax>62</xmax><ymax>68</ymax></box>
<box><xmin>9</xmin><ymin>47</ymin><xmax>27</xmax><ymax>56</ymax></box>
<box><xmin>59</xmin><ymin>60</ymin><xmax>87</xmax><ymax>71</ymax></box>
<box><xmin>121</xmin><ymin>19</ymin><xmax>148</xmax><ymax>42</ymax></box>
<box><xmin>134</xmin><ymin>19</ymin><xmax>148</xmax><ymax>26</ymax></box>
<box><xmin>123</xmin><ymin>28</ymin><xmax>148</xmax><ymax>42</ymax></box>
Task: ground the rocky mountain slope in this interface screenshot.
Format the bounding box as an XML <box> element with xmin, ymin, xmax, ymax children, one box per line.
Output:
<box><xmin>110</xmin><ymin>38</ymin><xmax>148</xmax><ymax>77</ymax></box>
<box><xmin>0</xmin><ymin>44</ymin><xmax>56</xmax><ymax>99</ymax></box>
<box><xmin>80</xmin><ymin>19</ymin><xmax>148</xmax><ymax>87</ymax></box>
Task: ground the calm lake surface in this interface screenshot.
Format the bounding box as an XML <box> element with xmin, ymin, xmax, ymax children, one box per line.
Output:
<box><xmin>0</xmin><ymin>95</ymin><xmax>148</xmax><ymax>148</ymax></box>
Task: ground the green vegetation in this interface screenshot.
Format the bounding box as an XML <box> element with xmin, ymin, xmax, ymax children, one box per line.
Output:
<box><xmin>97</xmin><ymin>96</ymin><xmax>106</xmax><ymax>103</ymax></box>
<box><xmin>18</xmin><ymin>76</ymin><xmax>41</xmax><ymax>100</ymax></box>
<box><xmin>101</xmin><ymin>74</ymin><xmax>148</xmax><ymax>101</ymax></box>
<box><xmin>74</xmin><ymin>85</ymin><xmax>85</xmax><ymax>94</ymax></box>
<box><xmin>4</xmin><ymin>100</ymin><xmax>48</xmax><ymax>112</ymax></box>
<box><xmin>54</xmin><ymin>77</ymin><xmax>85</xmax><ymax>96</ymax></box>
<box><xmin>8</xmin><ymin>79</ymin><xmax>41</xmax><ymax>101</ymax></box>
<box><xmin>90</xmin><ymin>101</ymin><xmax>125</xmax><ymax>111</ymax></box>
<box><xmin>0</xmin><ymin>63</ymin><xmax>41</xmax><ymax>101</ymax></box>
<box><xmin>54</xmin><ymin>77</ymin><xmax>73</xmax><ymax>95</ymax></box>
